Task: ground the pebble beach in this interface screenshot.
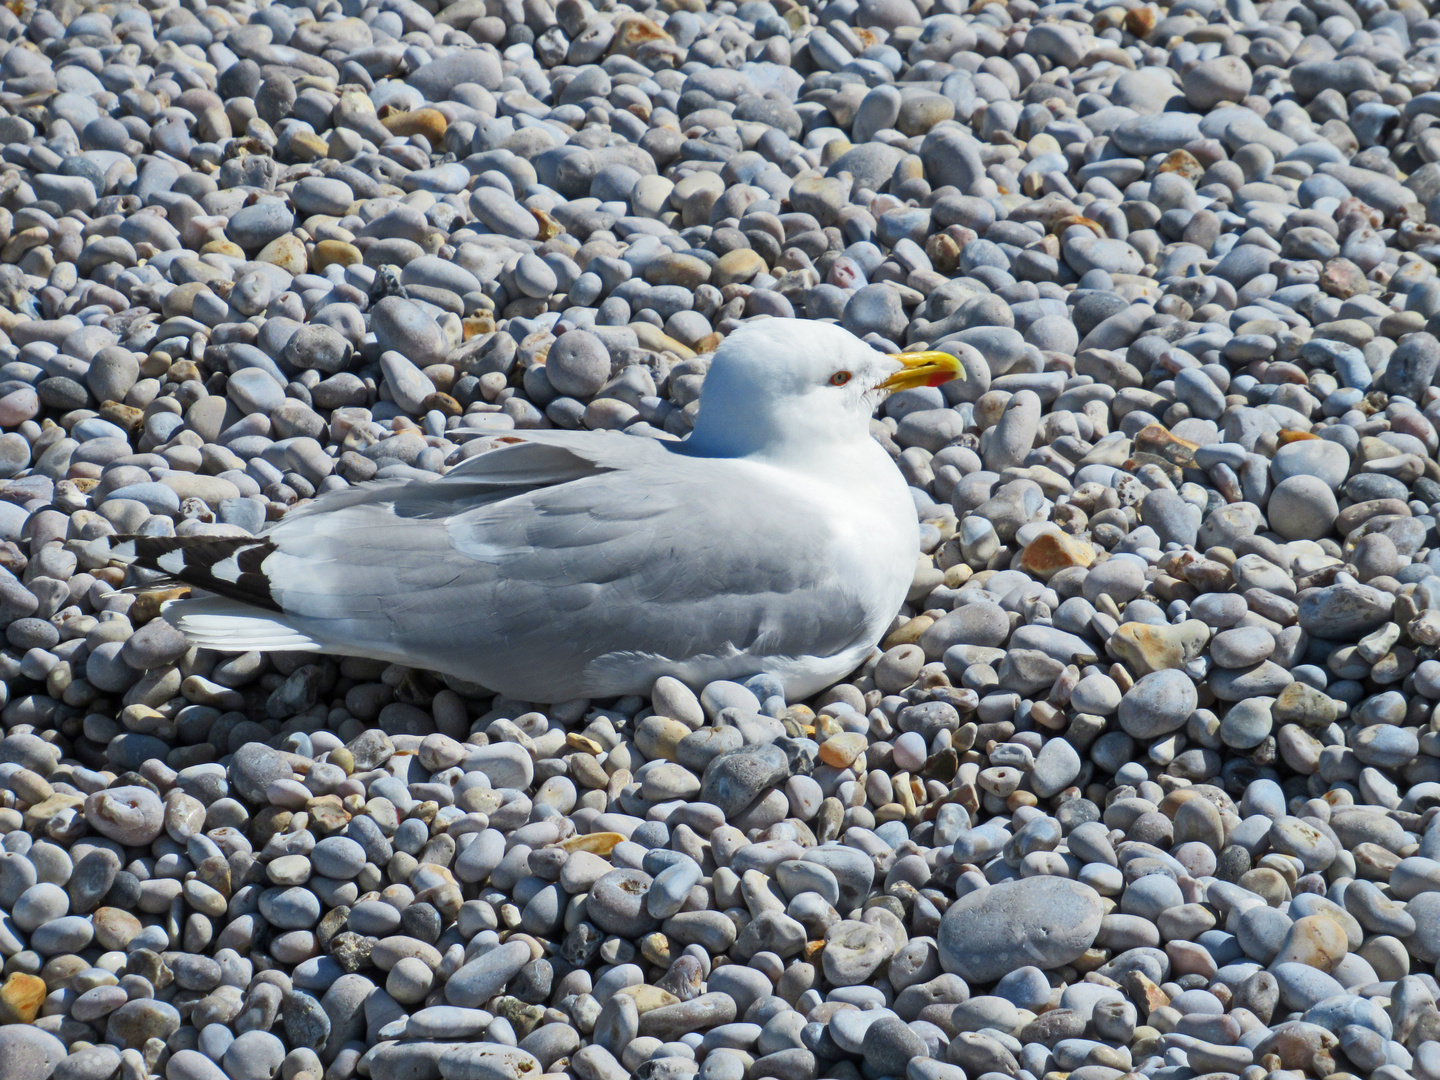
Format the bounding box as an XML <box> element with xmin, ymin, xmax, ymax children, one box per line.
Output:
<box><xmin>2</xmin><ymin>2</ymin><xmax>1440</xmax><ymax>1080</ymax></box>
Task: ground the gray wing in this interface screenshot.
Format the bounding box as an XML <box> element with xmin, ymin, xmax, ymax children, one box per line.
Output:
<box><xmin>260</xmin><ymin>431</ymin><xmax>875</xmax><ymax>698</ymax></box>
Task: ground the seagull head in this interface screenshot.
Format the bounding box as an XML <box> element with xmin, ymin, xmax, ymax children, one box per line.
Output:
<box><xmin>686</xmin><ymin>318</ymin><xmax>963</xmax><ymax>459</ymax></box>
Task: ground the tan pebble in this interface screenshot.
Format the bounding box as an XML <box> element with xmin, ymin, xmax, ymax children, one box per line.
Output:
<box><xmin>1132</xmin><ymin>423</ymin><xmax>1200</xmax><ymax>467</ymax></box>
<box><xmin>883</xmin><ymin>615</ymin><xmax>934</xmax><ymax>650</ymax></box>
<box><xmin>289</xmin><ymin>131</ymin><xmax>330</xmax><ymax>161</ymax></box>
<box><xmin>421</xmin><ymin>392</ymin><xmax>462</xmax><ymax>418</ymax></box>
<box><xmin>1019</xmin><ymin>531</ymin><xmax>1095</xmax><ymax>579</ymax></box>
<box><xmin>630</xmin><ymin>321</ymin><xmax>695</xmax><ymax>359</ymax></box>
<box><xmin>1156</xmin><ymin>149</ymin><xmax>1203</xmax><ymax>182</ymax></box>
<box><xmin>943</xmin><ymin>563</ymin><xmax>973</xmax><ymax>588</ymax></box>
<box><xmin>311</xmin><ymin>239</ymin><xmax>361</xmax><ymax>271</ymax></box>
<box><xmin>257</xmin><ymin>233</ymin><xmax>308</xmax><ymax>275</ymax></box>
<box><xmin>199</xmin><ymin>239</ymin><xmax>246</xmax><ymax>259</ymax></box>
<box><xmin>614</xmin><ymin>984</ymin><xmax>680</xmax><ymax>1013</ymax></box>
<box><xmin>22</xmin><ymin>792</ymin><xmax>84</xmax><ymax>830</ymax></box>
<box><xmin>1109</xmin><ymin>619</ymin><xmax>1209</xmax><ymax>675</ymax></box>
<box><xmin>0</xmin><ymin>972</ymin><xmax>47</xmax><ymax>1024</ymax></box>
<box><xmin>161</xmin><ymin>281</ymin><xmax>208</xmax><ymax>318</ymax></box>
<box><xmin>307</xmin><ymin>795</ymin><xmax>352</xmax><ymax>833</ymax></box>
<box><xmin>633</xmin><ymin>717</ymin><xmax>689</xmax><ymax>762</ymax></box>
<box><xmin>609</xmin><ymin>14</ymin><xmax>673</xmax><ymax>56</ymax></box>
<box><xmin>566</xmin><ymin>733</ymin><xmax>604</xmax><ymax>754</ymax></box>
<box><xmin>1238</xmin><ymin>867</ymin><xmax>1290</xmax><ymax>905</ymax></box>
<box><xmin>1130</xmin><ymin>972</ymin><xmax>1170</xmax><ymax>1013</ymax></box>
<box><xmin>926</xmin><ymin>232</ymin><xmax>961</xmax><ymax>273</ymax></box>
<box><xmin>1272</xmin><ymin>914</ymin><xmax>1348</xmax><ymax>972</ymax></box>
<box><xmin>713</xmin><ymin>249</ymin><xmax>767</xmax><ymax>287</ymax></box>
<box><xmin>527</xmin><ymin>207</ymin><xmax>561</xmax><ymax>241</ymax></box>
<box><xmin>818</xmin><ymin>732</ymin><xmax>868</xmax><ymax>768</ymax></box>
<box><xmin>381</xmin><ymin>107</ymin><xmax>448</xmax><ymax>146</ymax></box>
<box><xmin>1124</xmin><ymin>4</ymin><xmax>1158</xmax><ymax>34</ymax></box>
<box><xmin>463</xmin><ymin>312</ymin><xmax>496</xmax><ymax>340</ymax></box>
<box><xmin>560</xmin><ymin>831</ymin><xmax>625</xmax><ymax>854</ymax></box>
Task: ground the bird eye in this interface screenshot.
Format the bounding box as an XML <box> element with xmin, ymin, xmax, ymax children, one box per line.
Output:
<box><xmin>830</xmin><ymin>371</ymin><xmax>852</xmax><ymax>386</ymax></box>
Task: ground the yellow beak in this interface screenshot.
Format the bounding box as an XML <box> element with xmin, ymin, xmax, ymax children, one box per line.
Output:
<box><xmin>879</xmin><ymin>351</ymin><xmax>965</xmax><ymax>392</ymax></box>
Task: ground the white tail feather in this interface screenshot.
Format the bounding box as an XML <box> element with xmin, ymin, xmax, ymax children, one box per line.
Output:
<box><xmin>163</xmin><ymin>596</ymin><xmax>325</xmax><ymax>652</ymax></box>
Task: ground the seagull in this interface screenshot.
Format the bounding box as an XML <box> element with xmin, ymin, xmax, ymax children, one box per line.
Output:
<box><xmin>112</xmin><ymin>319</ymin><xmax>962</xmax><ymax>702</ymax></box>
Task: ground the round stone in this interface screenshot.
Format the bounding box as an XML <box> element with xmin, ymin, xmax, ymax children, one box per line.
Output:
<box><xmin>588</xmin><ymin>869</ymin><xmax>659</xmax><ymax>936</ymax></box>
<box><xmin>545</xmin><ymin>330</ymin><xmax>611</xmax><ymax>399</ymax></box>
<box><xmin>371</xmin><ymin>297</ymin><xmax>447</xmax><ymax>368</ymax></box>
<box><xmin>514</xmin><ymin>254</ymin><xmax>558</xmax><ymax>299</ymax></box>
<box><xmin>1270</xmin><ymin>439</ymin><xmax>1350</xmax><ymax>488</ymax></box>
<box><xmin>861</xmin><ymin>1015</ymin><xmax>927</xmax><ymax>1077</ymax></box>
<box><xmin>1118</xmin><ymin>669</ymin><xmax>1199</xmax><ymax>739</ymax></box>
<box><xmin>842</xmin><ymin>284</ymin><xmax>907</xmax><ymax>341</ymax></box>
<box><xmin>222</xmin><ymin>1030</ymin><xmax>286</xmax><ymax>1080</ymax></box>
<box><xmin>1181</xmin><ymin>56</ymin><xmax>1253</xmax><ymax>109</ymax></box>
<box><xmin>1268</xmin><ymin>475</ymin><xmax>1340</xmax><ymax>541</ymax></box>
<box><xmin>1209</xmin><ymin>627</ymin><xmax>1275</xmax><ymax>669</ymax></box>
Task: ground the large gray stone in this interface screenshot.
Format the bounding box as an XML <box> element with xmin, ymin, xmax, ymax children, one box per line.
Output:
<box><xmin>0</xmin><ymin>1026</ymin><xmax>68</xmax><ymax>1080</ymax></box>
<box><xmin>938</xmin><ymin>877</ymin><xmax>1104</xmax><ymax>983</ymax></box>
<box><xmin>1118</xmin><ymin>669</ymin><xmax>1199</xmax><ymax>739</ymax></box>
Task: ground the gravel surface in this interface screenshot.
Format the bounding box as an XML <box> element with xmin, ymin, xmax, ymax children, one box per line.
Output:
<box><xmin>2</xmin><ymin>1</ymin><xmax>1440</xmax><ymax>1080</ymax></box>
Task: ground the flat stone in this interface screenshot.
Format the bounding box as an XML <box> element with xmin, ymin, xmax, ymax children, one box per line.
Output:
<box><xmin>1298</xmin><ymin>579</ymin><xmax>1395</xmax><ymax>639</ymax></box>
<box><xmin>437</xmin><ymin>1045</ymin><xmax>542</xmax><ymax>1080</ymax></box>
<box><xmin>446</xmin><ymin>941</ymin><xmax>531</xmax><ymax>1008</ymax></box>
<box><xmin>636</xmin><ymin>993</ymin><xmax>736</xmax><ymax>1040</ymax></box>
<box><xmin>699</xmin><ymin>744</ymin><xmax>789</xmax><ymax>816</ymax></box>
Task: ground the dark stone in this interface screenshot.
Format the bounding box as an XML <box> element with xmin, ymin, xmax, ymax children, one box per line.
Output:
<box><xmin>510</xmin><ymin>959</ymin><xmax>553</xmax><ymax>1005</ymax></box>
<box><xmin>699</xmin><ymin>744</ymin><xmax>790</xmax><ymax>816</ymax></box>
<box><xmin>228</xmin><ymin>742</ymin><xmax>293</xmax><ymax>803</ymax></box>
<box><xmin>399</xmin><ymin>902</ymin><xmax>441</xmax><ymax>945</ymax></box>
<box><xmin>68</xmin><ymin>848</ymin><xmax>120</xmax><ymax>914</ymax></box>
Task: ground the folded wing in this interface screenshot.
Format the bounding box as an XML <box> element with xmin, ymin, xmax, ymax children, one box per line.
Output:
<box><xmin>159</xmin><ymin>430</ymin><xmax>875</xmax><ymax>698</ymax></box>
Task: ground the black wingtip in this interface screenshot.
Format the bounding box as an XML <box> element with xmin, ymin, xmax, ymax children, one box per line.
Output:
<box><xmin>112</xmin><ymin>534</ymin><xmax>283</xmax><ymax>612</ymax></box>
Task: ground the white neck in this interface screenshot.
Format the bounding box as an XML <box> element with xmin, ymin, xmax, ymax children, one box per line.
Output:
<box><xmin>684</xmin><ymin>377</ymin><xmax>873</xmax><ymax>462</ymax></box>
